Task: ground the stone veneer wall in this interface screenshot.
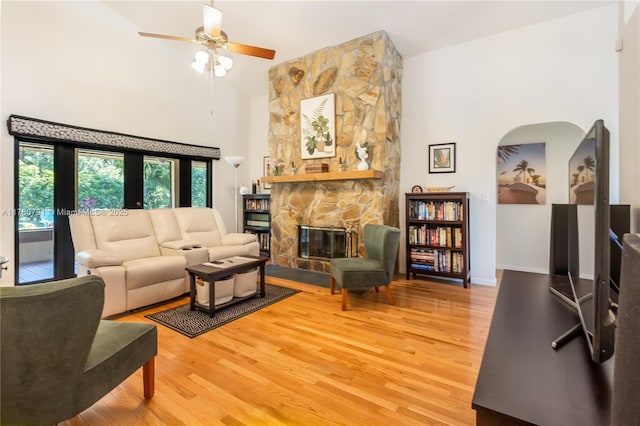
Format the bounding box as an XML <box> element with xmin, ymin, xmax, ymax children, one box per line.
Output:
<box><xmin>267</xmin><ymin>30</ymin><xmax>402</xmax><ymax>272</ymax></box>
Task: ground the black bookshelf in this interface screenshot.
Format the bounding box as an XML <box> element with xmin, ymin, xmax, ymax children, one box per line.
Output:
<box><xmin>242</xmin><ymin>194</ymin><xmax>271</xmax><ymax>257</ymax></box>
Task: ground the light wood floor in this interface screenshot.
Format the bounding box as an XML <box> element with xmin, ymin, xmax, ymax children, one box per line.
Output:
<box><xmin>61</xmin><ymin>274</ymin><xmax>497</xmax><ymax>426</ymax></box>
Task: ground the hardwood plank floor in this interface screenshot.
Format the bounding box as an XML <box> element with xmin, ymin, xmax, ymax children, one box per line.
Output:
<box><xmin>61</xmin><ymin>274</ymin><xmax>497</xmax><ymax>426</ymax></box>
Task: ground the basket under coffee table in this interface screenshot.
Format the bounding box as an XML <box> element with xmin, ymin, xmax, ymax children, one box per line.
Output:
<box><xmin>186</xmin><ymin>255</ymin><xmax>269</xmax><ymax>317</ymax></box>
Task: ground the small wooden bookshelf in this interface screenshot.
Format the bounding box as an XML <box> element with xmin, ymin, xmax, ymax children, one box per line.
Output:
<box><xmin>405</xmin><ymin>192</ymin><xmax>470</xmax><ymax>287</ymax></box>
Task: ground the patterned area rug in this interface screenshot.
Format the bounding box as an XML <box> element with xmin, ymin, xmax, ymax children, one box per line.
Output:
<box><xmin>145</xmin><ymin>284</ymin><xmax>299</xmax><ymax>338</ymax></box>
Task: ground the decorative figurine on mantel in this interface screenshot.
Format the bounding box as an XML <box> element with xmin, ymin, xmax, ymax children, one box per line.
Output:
<box><xmin>355</xmin><ymin>141</ymin><xmax>370</xmax><ymax>171</ymax></box>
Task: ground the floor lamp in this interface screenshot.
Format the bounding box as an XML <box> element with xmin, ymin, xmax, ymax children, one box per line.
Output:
<box><xmin>224</xmin><ymin>155</ymin><xmax>246</xmax><ymax>232</ymax></box>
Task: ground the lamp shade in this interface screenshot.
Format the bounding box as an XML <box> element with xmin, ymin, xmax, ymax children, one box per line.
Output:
<box><xmin>191</xmin><ymin>60</ymin><xmax>206</xmax><ymax>73</ymax></box>
<box><xmin>218</xmin><ymin>55</ymin><xmax>233</xmax><ymax>70</ymax></box>
<box><xmin>203</xmin><ymin>4</ymin><xmax>223</xmax><ymax>37</ymax></box>
<box><xmin>224</xmin><ymin>156</ymin><xmax>245</xmax><ymax>167</ymax></box>
<box><xmin>214</xmin><ymin>66</ymin><xmax>227</xmax><ymax>77</ymax></box>
<box><xmin>194</xmin><ymin>50</ymin><xmax>210</xmax><ymax>64</ymax></box>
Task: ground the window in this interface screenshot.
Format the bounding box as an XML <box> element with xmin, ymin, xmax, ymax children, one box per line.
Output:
<box><xmin>191</xmin><ymin>161</ymin><xmax>208</xmax><ymax>207</ymax></box>
<box><xmin>77</xmin><ymin>149</ymin><xmax>124</xmax><ymax>210</ymax></box>
<box><xmin>12</xmin><ymin>117</ymin><xmax>215</xmax><ymax>284</ymax></box>
<box><xmin>143</xmin><ymin>156</ymin><xmax>177</xmax><ymax>209</ymax></box>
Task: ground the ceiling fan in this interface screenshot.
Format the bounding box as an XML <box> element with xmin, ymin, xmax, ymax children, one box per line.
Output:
<box><xmin>138</xmin><ymin>2</ymin><xmax>276</xmax><ymax>76</ymax></box>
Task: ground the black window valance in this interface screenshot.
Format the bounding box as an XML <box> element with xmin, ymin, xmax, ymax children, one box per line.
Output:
<box><xmin>7</xmin><ymin>114</ymin><xmax>220</xmax><ymax>160</ymax></box>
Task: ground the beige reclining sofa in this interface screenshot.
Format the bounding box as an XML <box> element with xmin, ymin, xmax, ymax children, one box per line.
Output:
<box><xmin>69</xmin><ymin>207</ymin><xmax>259</xmax><ymax>317</ymax></box>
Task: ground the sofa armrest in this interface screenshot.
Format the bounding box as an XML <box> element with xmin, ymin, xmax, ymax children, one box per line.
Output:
<box><xmin>221</xmin><ymin>233</ymin><xmax>257</xmax><ymax>246</ymax></box>
<box><xmin>160</xmin><ymin>239</ymin><xmax>203</xmax><ymax>250</ymax></box>
<box><xmin>76</xmin><ymin>249</ymin><xmax>123</xmax><ymax>268</ymax></box>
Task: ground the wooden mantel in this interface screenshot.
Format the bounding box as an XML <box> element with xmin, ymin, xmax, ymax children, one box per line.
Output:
<box><xmin>261</xmin><ymin>169</ymin><xmax>383</xmax><ymax>184</ymax></box>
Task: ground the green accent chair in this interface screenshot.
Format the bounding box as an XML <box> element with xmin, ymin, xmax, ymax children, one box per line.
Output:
<box><xmin>330</xmin><ymin>224</ymin><xmax>401</xmax><ymax>310</ymax></box>
<box><xmin>0</xmin><ymin>275</ymin><xmax>157</xmax><ymax>425</ymax></box>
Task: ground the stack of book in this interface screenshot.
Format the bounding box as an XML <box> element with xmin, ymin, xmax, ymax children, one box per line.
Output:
<box><xmin>304</xmin><ymin>163</ymin><xmax>329</xmax><ymax>174</ymax></box>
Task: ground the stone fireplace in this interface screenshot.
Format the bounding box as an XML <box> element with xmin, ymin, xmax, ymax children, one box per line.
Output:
<box><xmin>267</xmin><ymin>31</ymin><xmax>402</xmax><ymax>272</ymax></box>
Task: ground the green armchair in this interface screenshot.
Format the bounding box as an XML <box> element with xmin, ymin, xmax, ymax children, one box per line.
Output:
<box><xmin>0</xmin><ymin>275</ymin><xmax>157</xmax><ymax>425</ymax></box>
<box><xmin>330</xmin><ymin>224</ymin><xmax>401</xmax><ymax>310</ymax></box>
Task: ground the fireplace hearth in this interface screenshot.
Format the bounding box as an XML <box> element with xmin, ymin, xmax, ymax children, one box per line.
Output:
<box><xmin>298</xmin><ymin>226</ymin><xmax>358</xmax><ymax>260</ymax></box>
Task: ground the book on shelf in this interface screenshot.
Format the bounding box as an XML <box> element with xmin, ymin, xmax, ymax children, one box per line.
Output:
<box><xmin>409</xmin><ymin>225</ymin><xmax>460</xmax><ymax>248</ymax></box>
<box><xmin>247</xmin><ymin>220</ymin><xmax>270</xmax><ymax>227</ymax></box>
<box><xmin>408</xmin><ymin>200</ymin><xmax>464</xmax><ymax>221</ymax></box>
<box><xmin>244</xmin><ymin>198</ymin><xmax>270</xmax><ymax>211</ymax></box>
<box><xmin>409</xmin><ymin>247</ymin><xmax>464</xmax><ymax>274</ymax></box>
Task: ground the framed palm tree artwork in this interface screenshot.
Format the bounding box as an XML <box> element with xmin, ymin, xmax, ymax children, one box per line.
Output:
<box><xmin>496</xmin><ymin>142</ymin><xmax>546</xmax><ymax>205</ymax></box>
<box><xmin>428</xmin><ymin>142</ymin><xmax>456</xmax><ymax>173</ymax></box>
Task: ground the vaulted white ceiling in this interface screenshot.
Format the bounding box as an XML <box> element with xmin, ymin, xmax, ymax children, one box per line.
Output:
<box><xmin>106</xmin><ymin>0</ymin><xmax>614</xmax><ymax>97</ymax></box>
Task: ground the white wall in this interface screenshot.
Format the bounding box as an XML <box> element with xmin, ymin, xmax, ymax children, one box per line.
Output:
<box><xmin>0</xmin><ymin>1</ymin><xmax>251</xmax><ymax>284</ymax></box>
<box><xmin>401</xmin><ymin>5</ymin><xmax>619</xmax><ymax>285</ymax></box>
<box><xmin>249</xmin><ymin>95</ymin><xmax>270</xmax><ymax>190</ymax></box>
<box><xmin>619</xmin><ymin>2</ymin><xmax>640</xmax><ymax>231</ymax></box>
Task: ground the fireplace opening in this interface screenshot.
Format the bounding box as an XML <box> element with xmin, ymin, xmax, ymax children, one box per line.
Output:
<box><xmin>298</xmin><ymin>225</ymin><xmax>358</xmax><ymax>260</ymax></box>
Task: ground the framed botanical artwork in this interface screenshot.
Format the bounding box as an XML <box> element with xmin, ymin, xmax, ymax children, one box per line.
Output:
<box><xmin>262</xmin><ymin>156</ymin><xmax>272</xmax><ymax>191</ymax></box>
<box><xmin>428</xmin><ymin>142</ymin><xmax>456</xmax><ymax>173</ymax></box>
<box><xmin>300</xmin><ymin>93</ymin><xmax>336</xmax><ymax>159</ymax></box>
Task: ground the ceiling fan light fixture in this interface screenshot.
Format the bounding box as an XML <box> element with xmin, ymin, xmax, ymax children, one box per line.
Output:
<box><xmin>217</xmin><ymin>55</ymin><xmax>233</xmax><ymax>70</ymax></box>
<box><xmin>203</xmin><ymin>4</ymin><xmax>223</xmax><ymax>37</ymax></box>
<box><xmin>194</xmin><ymin>49</ymin><xmax>210</xmax><ymax>64</ymax></box>
<box><xmin>191</xmin><ymin>60</ymin><xmax>206</xmax><ymax>73</ymax></box>
<box><xmin>214</xmin><ymin>64</ymin><xmax>227</xmax><ymax>77</ymax></box>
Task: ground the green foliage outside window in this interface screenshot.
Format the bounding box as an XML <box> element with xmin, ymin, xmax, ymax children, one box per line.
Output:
<box><xmin>144</xmin><ymin>161</ymin><xmax>172</xmax><ymax>209</ymax></box>
<box><xmin>191</xmin><ymin>164</ymin><xmax>207</xmax><ymax>207</ymax></box>
<box><xmin>77</xmin><ymin>155</ymin><xmax>124</xmax><ymax>210</ymax></box>
<box><xmin>18</xmin><ymin>148</ymin><xmax>54</xmax><ymax>229</ymax></box>
<box><xmin>18</xmin><ymin>146</ymin><xmax>206</xmax><ymax>227</ymax></box>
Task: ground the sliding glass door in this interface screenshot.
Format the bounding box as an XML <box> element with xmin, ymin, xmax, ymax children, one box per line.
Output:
<box><xmin>16</xmin><ymin>143</ymin><xmax>54</xmax><ymax>283</ymax></box>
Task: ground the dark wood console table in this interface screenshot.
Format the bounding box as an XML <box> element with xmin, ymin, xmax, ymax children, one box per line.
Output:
<box><xmin>472</xmin><ymin>270</ymin><xmax>613</xmax><ymax>425</ymax></box>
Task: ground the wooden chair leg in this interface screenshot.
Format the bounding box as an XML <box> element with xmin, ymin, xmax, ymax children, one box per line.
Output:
<box><xmin>384</xmin><ymin>285</ymin><xmax>395</xmax><ymax>305</ymax></box>
<box><xmin>341</xmin><ymin>288</ymin><xmax>348</xmax><ymax>311</ymax></box>
<box><xmin>143</xmin><ymin>357</ymin><xmax>155</xmax><ymax>399</ymax></box>
<box><xmin>330</xmin><ymin>276</ymin><xmax>336</xmax><ymax>295</ymax></box>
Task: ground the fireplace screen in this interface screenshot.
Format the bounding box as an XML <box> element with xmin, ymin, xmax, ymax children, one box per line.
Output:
<box><xmin>298</xmin><ymin>226</ymin><xmax>351</xmax><ymax>259</ymax></box>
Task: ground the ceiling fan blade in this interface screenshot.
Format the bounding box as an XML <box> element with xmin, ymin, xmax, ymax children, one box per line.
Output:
<box><xmin>226</xmin><ymin>42</ymin><xmax>276</xmax><ymax>60</ymax></box>
<box><xmin>138</xmin><ymin>32</ymin><xmax>195</xmax><ymax>43</ymax></box>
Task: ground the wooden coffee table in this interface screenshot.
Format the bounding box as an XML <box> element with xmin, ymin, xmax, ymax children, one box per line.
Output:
<box><xmin>186</xmin><ymin>255</ymin><xmax>268</xmax><ymax>317</ymax></box>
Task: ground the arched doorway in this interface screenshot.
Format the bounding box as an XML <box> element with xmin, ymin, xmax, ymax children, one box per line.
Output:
<box><xmin>496</xmin><ymin>122</ymin><xmax>584</xmax><ymax>274</ymax></box>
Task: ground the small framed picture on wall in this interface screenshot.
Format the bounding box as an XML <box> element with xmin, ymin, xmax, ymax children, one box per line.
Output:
<box><xmin>428</xmin><ymin>142</ymin><xmax>456</xmax><ymax>173</ymax></box>
<box><xmin>263</xmin><ymin>156</ymin><xmax>272</xmax><ymax>191</ymax></box>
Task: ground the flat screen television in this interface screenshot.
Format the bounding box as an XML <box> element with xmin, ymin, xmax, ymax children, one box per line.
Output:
<box><xmin>560</xmin><ymin>119</ymin><xmax>615</xmax><ymax>363</ymax></box>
